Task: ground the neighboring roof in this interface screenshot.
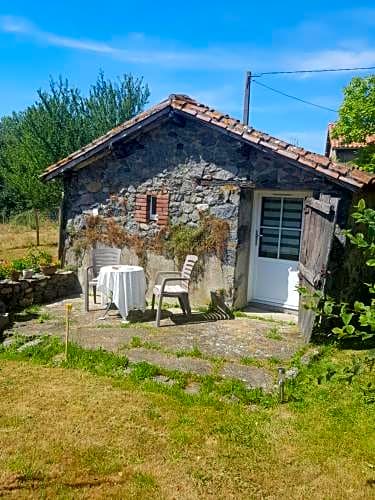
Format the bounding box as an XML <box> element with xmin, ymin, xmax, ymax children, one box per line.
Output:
<box><xmin>326</xmin><ymin>123</ymin><xmax>367</xmax><ymax>152</ymax></box>
<box><xmin>42</xmin><ymin>94</ymin><xmax>375</xmax><ymax>190</ymax></box>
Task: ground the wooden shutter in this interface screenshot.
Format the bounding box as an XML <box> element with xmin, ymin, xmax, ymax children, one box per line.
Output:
<box><xmin>135</xmin><ymin>194</ymin><xmax>148</xmax><ymax>223</ymax></box>
<box><xmin>298</xmin><ymin>194</ymin><xmax>340</xmax><ymax>340</ymax></box>
<box><xmin>156</xmin><ymin>193</ymin><xmax>169</xmax><ymax>226</ymax></box>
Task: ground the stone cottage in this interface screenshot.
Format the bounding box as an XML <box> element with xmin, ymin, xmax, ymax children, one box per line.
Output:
<box><xmin>41</xmin><ymin>94</ymin><xmax>375</xmax><ymax>330</ymax></box>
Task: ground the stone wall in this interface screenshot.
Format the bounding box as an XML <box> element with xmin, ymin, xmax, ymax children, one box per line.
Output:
<box><xmin>0</xmin><ymin>272</ymin><xmax>81</xmax><ymax>312</ymax></box>
<box><xmin>61</xmin><ymin>116</ymin><xmax>353</xmax><ymax>307</ymax></box>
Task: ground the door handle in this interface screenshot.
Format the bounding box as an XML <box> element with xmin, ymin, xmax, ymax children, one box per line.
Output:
<box><xmin>255</xmin><ymin>230</ymin><xmax>259</xmax><ymax>245</ymax></box>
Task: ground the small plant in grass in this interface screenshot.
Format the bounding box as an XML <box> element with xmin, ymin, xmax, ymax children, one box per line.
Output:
<box><xmin>133</xmin><ymin>471</ymin><xmax>157</xmax><ymax>489</ymax></box>
<box><xmin>130</xmin><ymin>336</ymin><xmax>142</xmax><ymax>347</ymax></box>
<box><xmin>216</xmin><ymin>378</ymin><xmax>276</xmax><ymax>407</ymax></box>
<box><xmin>241</xmin><ymin>357</ymin><xmax>262</xmax><ymax>367</ymax></box>
<box><xmin>37</xmin><ymin>312</ymin><xmax>52</xmax><ymax>324</ymax></box>
<box><xmin>266</xmin><ymin>327</ymin><xmax>283</xmax><ymax>341</ymax></box>
<box><xmin>130</xmin><ymin>362</ymin><xmax>159</xmax><ymax>381</ymax></box>
<box><xmin>268</xmin><ymin>356</ymin><xmax>282</xmax><ymax>365</ymax></box>
<box><xmin>176</xmin><ymin>344</ymin><xmax>203</xmax><ymax>358</ymax></box>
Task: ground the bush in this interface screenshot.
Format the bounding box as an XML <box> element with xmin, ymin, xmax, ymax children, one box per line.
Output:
<box><xmin>0</xmin><ymin>261</ymin><xmax>11</xmax><ymax>280</ymax></box>
<box><xmin>11</xmin><ymin>258</ymin><xmax>29</xmax><ymax>272</ymax></box>
<box><xmin>24</xmin><ymin>248</ymin><xmax>53</xmax><ymax>271</ymax></box>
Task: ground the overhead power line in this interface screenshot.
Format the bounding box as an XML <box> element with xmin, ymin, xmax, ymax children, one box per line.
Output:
<box><xmin>252</xmin><ymin>79</ymin><xmax>338</xmax><ymax>113</ymax></box>
<box><xmin>252</xmin><ymin>65</ymin><xmax>375</xmax><ymax>77</ymax></box>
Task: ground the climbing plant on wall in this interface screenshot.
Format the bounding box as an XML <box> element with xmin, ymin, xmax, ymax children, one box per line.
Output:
<box><xmin>71</xmin><ymin>213</ymin><xmax>230</xmax><ymax>273</ymax></box>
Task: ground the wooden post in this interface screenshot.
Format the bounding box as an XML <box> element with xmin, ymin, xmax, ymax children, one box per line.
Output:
<box><xmin>278</xmin><ymin>367</ymin><xmax>285</xmax><ymax>403</ymax></box>
<box><xmin>242</xmin><ymin>71</ymin><xmax>252</xmax><ymax>126</ymax></box>
<box><xmin>57</xmin><ymin>192</ymin><xmax>65</xmax><ymax>265</ymax></box>
<box><xmin>34</xmin><ymin>208</ymin><xmax>40</xmax><ymax>247</ymax></box>
<box><xmin>65</xmin><ymin>303</ymin><xmax>73</xmax><ymax>361</ymax></box>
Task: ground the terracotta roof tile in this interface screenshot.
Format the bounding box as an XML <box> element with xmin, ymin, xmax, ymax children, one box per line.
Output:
<box><xmin>210</xmin><ymin>111</ymin><xmax>224</xmax><ymax>121</ymax></box>
<box><xmin>231</xmin><ymin>124</ymin><xmax>246</xmax><ymax>136</ymax></box>
<box><xmin>300</xmin><ymin>157</ymin><xmax>320</xmax><ymax>170</ymax></box>
<box><xmin>196</xmin><ymin>112</ymin><xmax>211</xmax><ymax>122</ymax></box>
<box><xmin>287</xmin><ymin>145</ymin><xmax>306</xmax><ymax>157</ymax></box>
<box><xmin>338</xmin><ymin>175</ymin><xmax>363</xmax><ymax>189</ymax></box>
<box><xmin>278</xmin><ymin>149</ymin><xmax>300</xmax><ymax>161</ymax></box>
<box><xmin>329</xmin><ymin>163</ymin><xmax>350</xmax><ymax>175</ymax></box>
<box><xmin>350</xmin><ymin>168</ymin><xmax>375</xmax><ymax>184</ymax></box>
<box><xmin>260</xmin><ymin>140</ymin><xmax>279</xmax><ymax>151</ymax></box>
<box><xmin>242</xmin><ymin>131</ymin><xmax>260</xmax><ymax>144</ymax></box>
<box><xmin>305</xmin><ymin>153</ymin><xmax>330</xmax><ymax>168</ymax></box>
<box><xmin>182</xmin><ymin>106</ymin><xmax>197</xmax><ymax>116</ymax></box>
<box><xmin>41</xmin><ymin>94</ymin><xmax>375</xmax><ymax>189</ymax></box>
<box><xmin>316</xmin><ymin>165</ymin><xmax>340</xmax><ymax>179</ymax></box>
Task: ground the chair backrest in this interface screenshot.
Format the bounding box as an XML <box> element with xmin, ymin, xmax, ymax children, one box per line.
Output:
<box><xmin>92</xmin><ymin>247</ymin><xmax>121</xmax><ymax>275</ymax></box>
<box><xmin>181</xmin><ymin>255</ymin><xmax>198</xmax><ymax>285</ymax></box>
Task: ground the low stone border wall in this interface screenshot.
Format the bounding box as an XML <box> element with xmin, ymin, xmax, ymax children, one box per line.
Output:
<box><xmin>0</xmin><ymin>271</ymin><xmax>82</xmax><ymax>312</ymax></box>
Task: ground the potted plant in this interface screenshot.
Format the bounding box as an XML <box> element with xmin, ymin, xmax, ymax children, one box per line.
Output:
<box><xmin>10</xmin><ymin>258</ymin><xmax>28</xmax><ymax>281</ymax></box>
<box><xmin>39</xmin><ymin>253</ymin><xmax>56</xmax><ymax>275</ymax></box>
<box><xmin>22</xmin><ymin>269</ymin><xmax>33</xmax><ymax>279</ymax></box>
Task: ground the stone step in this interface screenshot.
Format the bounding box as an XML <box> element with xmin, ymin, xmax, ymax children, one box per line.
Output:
<box><xmin>123</xmin><ymin>347</ymin><xmax>274</xmax><ymax>390</ymax></box>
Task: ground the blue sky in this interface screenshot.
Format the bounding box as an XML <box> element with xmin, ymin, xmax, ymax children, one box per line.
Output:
<box><xmin>0</xmin><ymin>1</ymin><xmax>374</xmax><ymax>153</ymax></box>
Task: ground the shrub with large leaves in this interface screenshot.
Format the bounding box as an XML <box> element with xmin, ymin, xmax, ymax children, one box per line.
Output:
<box><xmin>302</xmin><ymin>199</ymin><xmax>375</xmax><ymax>340</ymax></box>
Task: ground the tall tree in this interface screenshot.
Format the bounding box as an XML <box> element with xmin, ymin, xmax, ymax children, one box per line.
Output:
<box><xmin>332</xmin><ymin>75</ymin><xmax>375</xmax><ymax>172</ymax></box>
<box><xmin>0</xmin><ymin>72</ymin><xmax>150</xmax><ymax>243</ymax></box>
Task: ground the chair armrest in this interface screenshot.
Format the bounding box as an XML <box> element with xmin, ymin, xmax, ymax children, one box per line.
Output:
<box><xmin>86</xmin><ymin>265</ymin><xmax>95</xmax><ymax>282</ymax></box>
<box><xmin>161</xmin><ymin>277</ymin><xmax>189</xmax><ymax>293</ymax></box>
<box><xmin>155</xmin><ymin>271</ymin><xmax>181</xmax><ymax>285</ymax></box>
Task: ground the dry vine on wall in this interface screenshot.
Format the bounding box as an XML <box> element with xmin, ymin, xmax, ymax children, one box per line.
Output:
<box><xmin>71</xmin><ymin>214</ymin><xmax>230</xmax><ymax>272</ymax></box>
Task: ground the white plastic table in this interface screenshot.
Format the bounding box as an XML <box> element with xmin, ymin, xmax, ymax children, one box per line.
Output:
<box><xmin>96</xmin><ymin>265</ymin><xmax>146</xmax><ymax>320</ymax></box>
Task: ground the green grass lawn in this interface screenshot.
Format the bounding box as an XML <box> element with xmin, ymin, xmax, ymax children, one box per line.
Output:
<box><xmin>0</xmin><ymin>337</ymin><xmax>374</xmax><ymax>499</ymax></box>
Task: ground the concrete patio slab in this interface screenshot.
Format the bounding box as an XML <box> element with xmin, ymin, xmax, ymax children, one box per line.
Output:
<box><xmin>2</xmin><ymin>296</ymin><xmax>305</xmax><ymax>390</ymax></box>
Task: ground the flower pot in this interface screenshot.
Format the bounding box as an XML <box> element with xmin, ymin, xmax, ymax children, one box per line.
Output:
<box><xmin>22</xmin><ymin>269</ymin><xmax>33</xmax><ymax>279</ymax></box>
<box><xmin>10</xmin><ymin>270</ymin><xmax>21</xmax><ymax>281</ymax></box>
<box><xmin>40</xmin><ymin>265</ymin><xmax>57</xmax><ymax>276</ymax></box>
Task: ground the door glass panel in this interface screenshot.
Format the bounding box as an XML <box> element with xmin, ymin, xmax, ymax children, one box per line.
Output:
<box><xmin>258</xmin><ymin>196</ymin><xmax>304</xmax><ymax>260</ymax></box>
<box><xmin>259</xmin><ymin>228</ymin><xmax>279</xmax><ymax>258</ymax></box>
<box><xmin>279</xmin><ymin>229</ymin><xmax>301</xmax><ymax>260</ymax></box>
<box><xmin>261</xmin><ymin>198</ymin><xmax>281</xmax><ymax>227</ymax></box>
<box><xmin>282</xmin><ymin>199</ymin><xmax>303</xmax><ymax>229</ymax></box>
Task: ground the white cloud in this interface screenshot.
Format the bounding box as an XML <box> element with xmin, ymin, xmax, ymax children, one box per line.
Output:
<box><xmin>286</xmin><ymin>48</ymin><xmax>375</xmax><ymax>72</ymax></box>
<box><xmin>1</xmin><ymin>14</ymin><xmax>374</xmax><ymax>75</ymax></box>
<box><xmin>0</xmin><ymin>15</ymin><xmax>255</xmax><ymax>70</ymax></box>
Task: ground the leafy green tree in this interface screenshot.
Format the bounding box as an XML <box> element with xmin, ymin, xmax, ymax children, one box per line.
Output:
<box><xmin>0</xmin><ymin>72</ymin><xmax>150</xmax><ymax>244</ymax></box>
<box><xmin>332</xmin><ymin>75</ymin><xmax>375</xmax><ymax>172</ymax></box>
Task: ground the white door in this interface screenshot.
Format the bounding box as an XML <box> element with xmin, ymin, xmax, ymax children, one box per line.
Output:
<box><xmin>248</xmin><ymin>192</ymin><xmax>307</xmax><ymax>310</ymax></box>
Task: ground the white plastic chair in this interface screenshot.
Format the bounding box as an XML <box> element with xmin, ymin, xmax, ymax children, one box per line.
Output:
<box><xmin>84</xmin><ymin>247</ymin><xmax>121</xmax><ymax>311</ymax></box>
<box><xmin>151</xmin><ymin>255</ymin><xmax>198</xmax><ymax>327</ymax></box>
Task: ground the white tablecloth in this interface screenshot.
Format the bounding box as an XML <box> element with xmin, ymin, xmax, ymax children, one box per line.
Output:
<box><xmin>96</xmin><ymin>265</ymin><xmax>146</xmax><ymax>319</ymax></box>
